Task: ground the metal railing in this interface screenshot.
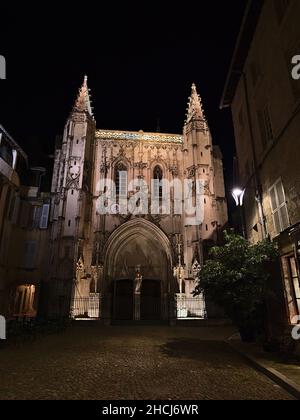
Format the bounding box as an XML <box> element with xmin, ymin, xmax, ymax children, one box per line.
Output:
<box><xmin>71</xmin><ymin>294</ymin><xmax>100</xmax><ymax>319</ymax></box>
<box><xmin>175</xmin><ymin>296</ymin><xmax>207</xmax><ymax>319</ymax></box>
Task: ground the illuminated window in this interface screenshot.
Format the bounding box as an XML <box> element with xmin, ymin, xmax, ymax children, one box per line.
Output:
<box><xmin>282</xmin><ymin>256</ymin><xmax>300</xmax><ymax>323</ymax></box>
<box><xmin>14</xmin><ymin>285</ymin><xmax>36</xmax><ymax>317</ymax></box>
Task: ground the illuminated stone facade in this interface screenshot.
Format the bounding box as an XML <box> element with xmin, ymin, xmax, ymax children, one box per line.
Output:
<box><xmin>221</xmin><ymin>0</ymin><xmax>300</xmax><ymax>342</ymax></box>
<box><xmin>47</xmin><ymin>78</ymin><xmax>228</xmax><ymax>322</ymax></box>
<box><xmin>0</xmin><ymin>125</ymin><xmax>50</xmax><ymax>318</ymax></box>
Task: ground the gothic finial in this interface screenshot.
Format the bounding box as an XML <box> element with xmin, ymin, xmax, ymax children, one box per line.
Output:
<box><xmin>184</xmin><ymin>83</ymin><xmax>207</xmax><ymax>128</ymax></box>
<box><xmin>73</xmin><ymin>75</ymin><xmax>93</xmax><ymax>117</ymax></box>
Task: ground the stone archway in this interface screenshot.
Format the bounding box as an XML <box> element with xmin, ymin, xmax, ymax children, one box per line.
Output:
<box><xmin>102</xmin><ymin>219</ymin><xmax>174</xmax><ymax>322</ymax></box>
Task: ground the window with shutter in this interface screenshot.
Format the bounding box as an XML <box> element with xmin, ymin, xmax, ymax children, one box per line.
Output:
<box><xmin>269</xmin><ymin>179</ymin><xmax>290</xmax><ymax>235</ymax></box>
<box><xmin>39</xmin><ymin>204</ymin><xmax>50</xmax><ymax>229</ymax></box>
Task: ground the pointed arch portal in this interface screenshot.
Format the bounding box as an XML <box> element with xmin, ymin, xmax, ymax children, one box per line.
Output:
<box><xmin>102</xmin><ymin>219</ymin><xmax>175</xmax><ymax>322</ymax></box>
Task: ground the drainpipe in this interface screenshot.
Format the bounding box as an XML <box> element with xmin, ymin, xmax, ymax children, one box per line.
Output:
<box><xmin>242</xmin><ymin>71</ymin><xmax>268</xmax><ymax>240</ymax></box>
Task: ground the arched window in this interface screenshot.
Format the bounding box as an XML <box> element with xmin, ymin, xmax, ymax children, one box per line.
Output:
<box><xmin>153</xmin><ymin>165</ymin><xmax>163</xmax><ymax>199</ymax></box>
<box><xmin>115</xmin><ymin>163</ymin><xmax>127</xmax><ymax>196</ymax></box>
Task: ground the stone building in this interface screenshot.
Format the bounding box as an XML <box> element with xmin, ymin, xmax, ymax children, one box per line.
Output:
<box><xmin>221</xmin><ymin>0</ymin><xmax>300</xmax><ymax>338</ymax></box>
<box><xmin>0</xmin><ymin>125</ymin><xmax>50</xmax><ymax>319</ymax></box>
<box><xmin>46</xmin><ymin>77</ymin><xmax>228</xmax><ymax>323</ymax></box>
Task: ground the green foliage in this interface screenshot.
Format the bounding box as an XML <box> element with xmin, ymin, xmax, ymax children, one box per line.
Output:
<box><xmin>194</xmin><ymin>231</ymin><xmax>278</xmax><ymax>330</ymax></box>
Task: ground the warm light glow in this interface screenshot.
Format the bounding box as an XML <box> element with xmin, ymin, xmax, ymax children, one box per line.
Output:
<box><xmin>232</xmin><ymin>188</ymin><xmax>245</xmax><ymax>207</ymax></box>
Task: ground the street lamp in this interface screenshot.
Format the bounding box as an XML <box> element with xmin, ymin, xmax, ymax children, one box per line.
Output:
<box><xmin>173</xmin><ymin>236</ymin><xmax>187</xmax><ymax>318</ymax></box>
<box><xmin>232</xmin><ymin>187</ymin><xmax>246</xmax><ymax>238</ymax></box>
<box><xmin>232</xmin><ymin>188</ymin><xmax>245</xmax><ymax>207</ymax></box>
<box><xmin>173</xmin><ymin>242</ymin><xmax>185</xmax><ymax>295</ymax></box>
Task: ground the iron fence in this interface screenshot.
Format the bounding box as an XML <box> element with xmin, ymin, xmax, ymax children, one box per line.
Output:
<box><xmin>71</xmin><ymin>294</ymin><xmax>100</xmax><ymax>319</ymax></box>
<box><xmin>175</xmin><ymin>296</ymin><xmax>207</xmax><ymax>319</ymax></box>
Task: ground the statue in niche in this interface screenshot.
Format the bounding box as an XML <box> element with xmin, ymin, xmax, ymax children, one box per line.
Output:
<box><xmin>134</xmin><ymin>266</ymin><xmax>143</xmax><ymax>294</ymax></box>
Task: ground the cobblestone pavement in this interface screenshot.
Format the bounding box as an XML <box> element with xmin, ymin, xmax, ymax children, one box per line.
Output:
<box><xmin>0</xmin><ymin>325</ymin><xmax>294</xmax><ymax>400</ymax></box>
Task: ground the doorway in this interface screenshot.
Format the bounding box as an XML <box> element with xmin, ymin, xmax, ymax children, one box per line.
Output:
<box><xmin>114</xmin><ymin>280</ymin><xmax>134</xmax><ymax>320</ymax></box>
<box><xmin>140</xmin><ymin>280</ymin><xmax>161</xmax><ymax>320</ymax></box>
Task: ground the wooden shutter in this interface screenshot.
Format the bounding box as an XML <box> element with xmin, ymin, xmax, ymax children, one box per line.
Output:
<box><xmin>269</xmin><ymin>179</ymin><xmax>290</xmax><ymax>234</ymax></box>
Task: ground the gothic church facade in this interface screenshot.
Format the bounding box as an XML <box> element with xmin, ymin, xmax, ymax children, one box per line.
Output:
<box><xmin>46</xmin><ymin>77</ymin><xmax>228</xmax><ymax>323</ymax></box>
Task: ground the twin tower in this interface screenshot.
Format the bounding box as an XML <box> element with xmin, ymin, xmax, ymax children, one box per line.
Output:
<box><xmin>45</xmin><ymin>77</ymin><xmax>227</xmax><ymax>323</ymax></box>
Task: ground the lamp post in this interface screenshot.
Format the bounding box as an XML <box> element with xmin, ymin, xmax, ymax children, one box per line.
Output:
<box><xmin>173</xmin><ymin>242</ymin><xmax>185</xmax><ymax>295</ymax></box>
<box><xmin>232</xmin><ymin>188</ymin><xmax>247</xmax><ymax>239</ymax></box>
<box><xmin>173</xmin><ymin>238</ymin><xmax>186</xmax><ymax>318</ymax></box>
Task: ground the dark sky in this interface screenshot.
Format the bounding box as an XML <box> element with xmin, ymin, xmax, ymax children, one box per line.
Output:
<box><xmin>0</xmin><ymin>1</ymin><xmax>247</xmax><ymax>196</ymax></box>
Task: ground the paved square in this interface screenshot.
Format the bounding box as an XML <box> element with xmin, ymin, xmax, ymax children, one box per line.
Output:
<box><xmin>0</xmin><ymin>325</ymin><xmax>294</xmax><ymax>400</ymax></box>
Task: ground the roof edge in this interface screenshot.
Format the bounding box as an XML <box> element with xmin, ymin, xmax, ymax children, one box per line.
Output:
<box><xmin>220</xmin><ymin>0</ymin><xmax>264</xmax><ymax>109</ymax></box>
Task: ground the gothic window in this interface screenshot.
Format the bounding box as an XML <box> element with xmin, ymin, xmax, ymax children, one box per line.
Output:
<box><xmin>115</xmin><ymin>163</ymin><xmax>127</xmax><ymax>197</ymax></box>
<box><xmin>153</xmin><ymin>165</ymin><xmax>163</xmax><ymax>199</ymax></box>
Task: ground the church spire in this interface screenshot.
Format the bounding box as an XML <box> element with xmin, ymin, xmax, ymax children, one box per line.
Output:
<box><xmin>185</xmin><ymin>83</ymin><xmax>207</xmax><ymax>129</ymax></box>
<box><xmin>73</xmin><ymin>75</ymin><xmax>93</xmax><ymax>117</ymax></box>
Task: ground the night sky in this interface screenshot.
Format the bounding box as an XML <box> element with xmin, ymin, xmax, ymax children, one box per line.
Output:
<box><xmin>0</xmin><ymin>1</ymin><xmax>248</xmax><ymax>199</ymax></box>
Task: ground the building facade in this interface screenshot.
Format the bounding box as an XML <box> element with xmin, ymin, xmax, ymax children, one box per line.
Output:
<box><xmin>46</xmin><ymin>78</ymin><xmax>228</xmax><ymax>323</ymax></box>
<box><xmin>221</xmin><ymin>0</ymin><xmax>300</xmax><ymax>339</ymax></box>
<box><xmin>0</xmin><ymin>125</ymin><xmax>50</xmax><ymax>320</ymax></box>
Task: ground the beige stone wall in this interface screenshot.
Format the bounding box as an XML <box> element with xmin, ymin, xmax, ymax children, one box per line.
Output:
<box><xmin>232</xmin><ymin>0</ymin><xmax>300</xmax><ymax>242</ymax></box>
<box><xmin>0</xmin><ymin>164</ymin><xmax>49</xmax><ymax>318</ymax></box>
<box><xmin>229</xmin><ymin>0</ymin><xmax>300</xmax><ymax>332</ymax></box>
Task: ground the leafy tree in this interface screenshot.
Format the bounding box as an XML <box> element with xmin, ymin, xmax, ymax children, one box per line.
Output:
<box><xmin>194</xmin><ymin>231</ymin><xmax>278</xmax><ymax>340</ymax></box>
